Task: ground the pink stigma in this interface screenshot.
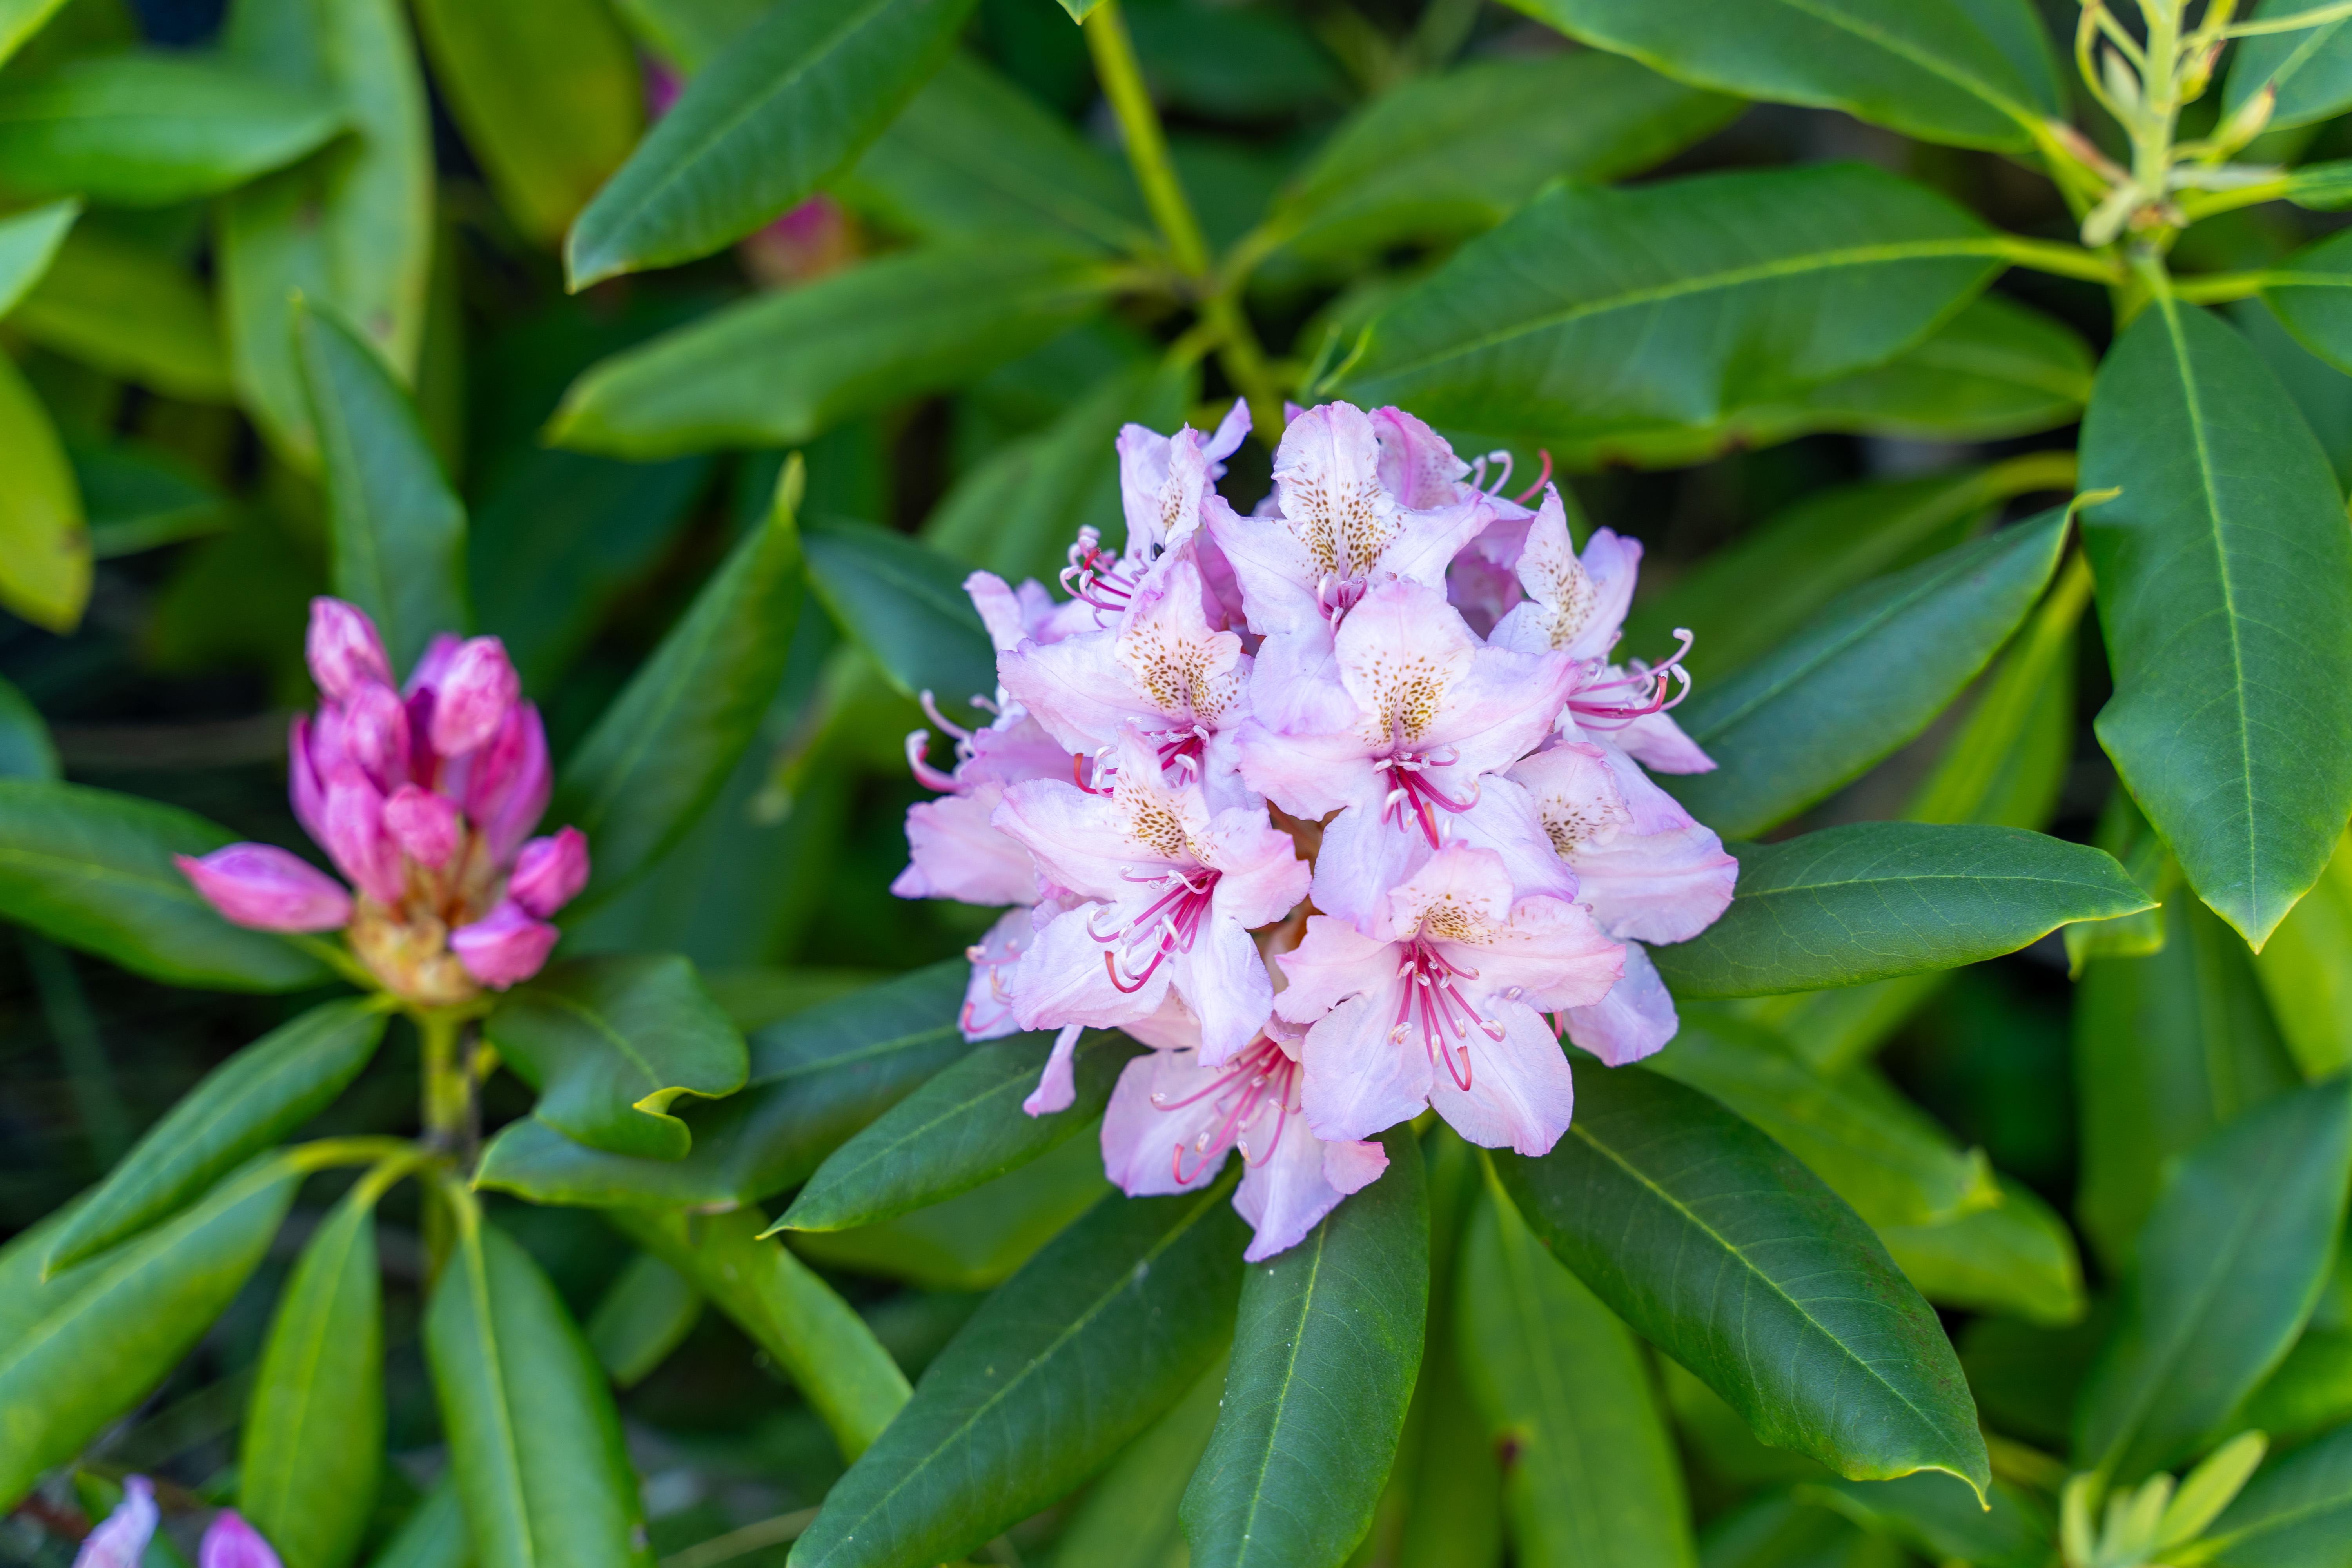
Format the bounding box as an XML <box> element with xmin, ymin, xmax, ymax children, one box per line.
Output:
<box><xmin>1390</xmin><ymin>939</ymin><xmax>1504</xmax><ymax>1091</ymax></box>
<box><xmin>1154</xmin><ymin>1037</ymin><xmax>1296</xmax><ymax>1183</ymax></box>
<box><xmin>1377</xmin><ymin>752</ymin><xmax>1480</xmax><ymax>849</ymax></box>
<box><xmin>1092</xmin><ymin>865</ymin><xmax>1220</xmax><ymax>991</ymax></box>
<box><xmin>1060</xmin><ymin>527</ymin><xmax>1143</xmax><ymax>623</ymax></box>
<box><xmin>1513</xmin><ymin>449</ymin><xmax>1555</xmax><ymax>505</ymax></box>
<box><xmin>1569</xmin><ymin>629</ymin><xmax>1695</xmax><ymax>728</ymax></box>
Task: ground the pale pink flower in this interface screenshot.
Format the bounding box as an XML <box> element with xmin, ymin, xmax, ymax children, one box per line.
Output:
<box><xmin>73</xmin><ymin>1478</ymin><xmax>156</xmax><ymax>1568</ymax></box>
<box><xmin>198</xmin><ymin>1512</ymin><xmax>282</xmax><ymax>1568</ymax></box>
<box><xmin>893</xmin><ymin>706</ymin><xmax>1072</xmax><ymax>908</ymax></box>
<box><xmin>1276</xmin><ymin>844</ymin><xmax>1621</xmax><ymax>1154</ymax></box>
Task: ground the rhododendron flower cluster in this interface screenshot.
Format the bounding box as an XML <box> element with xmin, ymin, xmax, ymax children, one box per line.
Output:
<box><xmin>178</xmin><ymin>599</ymin><xmax>588</xmax><ymax>1005</ymax></box>
<box><xmin>898</xmin><ymin>401</ymin><xmax>1735</xmax><ymax>1260</ymax></box>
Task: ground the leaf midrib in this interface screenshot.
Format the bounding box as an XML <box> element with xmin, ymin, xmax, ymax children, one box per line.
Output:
<box><xmin>1223</xmin><ymin>1224</ymin><xmax>1328</xmax><ymax>1564</ymax></box>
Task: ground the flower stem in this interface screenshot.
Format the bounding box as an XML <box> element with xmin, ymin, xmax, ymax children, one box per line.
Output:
<box><xmin>1085</xmin><ymin>0</ymin><xmax>1209</xmax><ymax>280</ymax></box>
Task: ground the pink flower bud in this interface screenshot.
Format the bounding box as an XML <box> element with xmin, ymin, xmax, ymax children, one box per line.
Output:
<box><xmin>305</xmin><ymin>598</ymin><xmax>391</xmax><ymax>701</ymax></box>
<box><xmin>429</xmin><ymin>637</ymin><xmax>519</xmax><ymax>758</ymax></box>
<box><xmin>466</xmin><ymin>702</ymin><xmax>551</xmax><ymax>863</ymax></box>
<box><xmin>404</xmin><ymin>632</ymin><xmax>465</xmax><ymax>697</ymax></box>
<box><xmin>339</xmin><ymin>681</ymin><xmax>410</xmax><ymax>790</ymax></box>
<box><xmin>177</xmin><ymin>845</ymin><xmax>353</xmax><ymax>931</ymax></box>
<box><xmin>509</xmin><ymin>827</ymin><xmax>589</xmax><ymax>917</ymax></box>
<box><xmin>321</xmin><ymin>775</ymin><xmax>405</xmax><ymax>906</ymax></box>
<box><xmin>74</xmin><ymin>1477</ymin><xmax>157</xmax><ymax>1568</ymax></box>
<box><xmin>198</xmin><ymin>1512</ymin><xmax>284</xmax><ymax>1568</ymax></box>
<box><xmin>289</xmin><ymin>714</ymin><xmax>328</xmax><ymax>846</ymax></box>
<box><xmin>450</xmin><ymin>900</ymin><xmax>559</xmax><ymax>989</ymax></box>
<box><xmin>383</xmin><ymin>784</ymin><xmax>461</xmax><ymax>869</ymax></box>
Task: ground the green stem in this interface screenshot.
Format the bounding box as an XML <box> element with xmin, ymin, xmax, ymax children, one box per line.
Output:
<box><xmin>2227</xmin><ymin>0</ymin><xmax>2352</xmax><ymax>34</ymax></box>
<box><xmin>2169</xmin><ymin>268</ymin><xmax>2274</xmax><ymax>303</ymax></box>
<box><xmin>1085</xmin><ymin>0</ymin><xmax>1209</xmax><ymax>280</ymax></box>
<box><xmin>1987</xmin><ymin>234</ymin><xmax>2129</xmax><ymax>284</ymax></box>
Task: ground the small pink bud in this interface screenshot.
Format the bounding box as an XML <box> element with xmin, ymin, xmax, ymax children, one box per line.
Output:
<box><xmin>450</xmin><ymin>900</ymin><xmax>559</xmax><ymax>989</ymax></box>
<box><xmin>178</xmin><ymin>845</ymin><xmax>353</xmax><ymax>932</ymax></box>
<box><xmin>467</xmin><ymin>702</ymin><xmax>551</xmax><ymax>863</ymax></box>
<box><xmin>404</xmin><ymin>632</ymin><xmax>465</xmax><ymax>698</ymax></box>
<box><xmin>73</xmin><ymin>1476</ymin><xmax>157</xmax><ymax>1568</ymax></box>
<box><xmin>383</xmin><ymin>784</ymin><xmax>461</xmax><ymax>869</ymax></box>
<box><xmin>509</xmin><ymin>826</ymin><xmax>589</xmax><ymax>917</ymax></box>
<box><xmin>321</xmin><ymin>775</ymin><xmax>405</xmax><ymax>905</ymax></box>
<box><xmin>289</xmin><ymin>714</ymin><xmax>328</xmax><ymax>846</ymax></box>
<box><xmin>305</xmin><ymin>598</ymin><xmax>391</xmax><ymax>702</ymax></box>
<box><xmin>340</xmin><ymin>681</ymin><xmax>410</xmax><ymax>790</ymax></box>
<box><xmin>198</xmin><ymin>1511</ymin><xmax>284</xmax><ymax>1568</ymax></box>
<box><xmin>429</xmin><ymin>638</ymin><xmax>519</xmax><ymax>758</ymax></box>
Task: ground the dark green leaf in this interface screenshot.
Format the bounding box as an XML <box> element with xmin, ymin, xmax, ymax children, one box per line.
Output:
<box><xmin>477</xmin><ymin>961</ymin><xmax>967</xmax><ymax>1209</ymax></box>
<box><xmin>550</xmin><ymin>247</ymin><xmax>1114</xmax><ymax>459</ymax></box>
<box><xmin>1507</xmin><ymin>0</ymin><xmax>2060</xmax><ymax>150</ymax></box>
<box><xmin>611</xmin><ymin>0</ymin><xmax>768</xmax><ymax>72</ymax></box>
<box><xmin>1663</xmin><ymin>508</ymin><xmax>2067</xmax><ymax>838</ymax></box>
<box><xmin>565</xmin><ymin>0</ymin><xmax>975</xmax><ymax>286</ymax></box>
<box><xmin>2252</xmin><ymin>829</ymin><xmax>2352</xmax><ymax>1080</ymax></box>
<box><xmin>243</xmin><ymin>1175</ymin><xmax>391</xmax><ymax>1568</ymax></box>
<box><xmin>1495</xmin><ymin>1066</ymin><xmax>1991</xmax><ymax>1497</ymax></box>
<box><xmin>2262</xmin><ymin>228</ymin><xmax>2352</xmax><ymax>376</ymax></box>
<box><xmin>789</xmin><ymin>1183</ymin><xmax>1247</xmax><ymax>1567</ymax></box>
<box><xmin>552</xmin><ymin>461</ymin><xmax>803</xmax><ymax>903</ymax></box>
<box><xmin>1182</xmin><ymin>1126</ymin><xmax>1427</xmax><ymax>1568</ymax></box>
<box><xmin>1268</xmin><ymin>53</ymin><xmax>1737</xmax><ymax>262</ymax></box>
<box><xmin>0</xmin><ymin>1155</ymin><xmax>299</xmax><ymax>1508</ymax></box>
<box><xmin>488</xmin><ymin>954</ymin><xmax>748</xmax><ymax>1161</ymax></box>
<box><xmin>1799</xmin><ymin>1475</ymin><xmax>2047</xmax><ymax>1568</ymax></box>
<box><xmin>298</xmin><ymin>300</ymin><xmax>469</xmax><ymax>670</ymax></box>
<box><xmin>1459</xmin><ymin>1184</ymin><xmax>1693</xmax><ymax>1567</ymax></box>
<box><xmin>2074</xmin><ymin>888</ymin><xmax>2301</xmax><ymax>1272</ymax></box>
<box><xmin>0</xmin><ymin>675</ymin><xmax>56</xmax><ymax>782</ymax></box>
<box><xmin>0</xmin><ymin>196</ymin><xmax>76</xmax><ymax>318</ymax></box>
<box><xmin>834</xmin><ymin>52</ymin><xmax>1149</xmax><ymax>252</ymax></box>
<box><xmin>1877</xmin><ymin>1176</ymin><xmax>2085</xmax><ymax>1328</ymax></box>
<box><xmin>2199</xmin><ymin>1419</ymin><xmax>2352</xmax><ymax>1567</ymax></box>
<box><xmin>2076</xmin><ymin>1078</ymin><xmax>2352</xmax><ymax>1483</ymax></box>
<box><xmin>2224</xmin><ymin>0</ymin><xmax>2352</xmax><ymax>131</ymax></box>
<box><xmin>0</xmin><ymin>350</ymin><xmax>86</xmax><ymax>633</ymax></box>
<box><xmin>0</xmin><ymin>51</ymin><xmax>341</xmax><ymax>203</ymax></box>
<box><xmin>366</xmin><ymin>1478</ymin><xmax>468</xmax><ymax>1568</ymax></box>
<box><xmin>2078</xmin><ymin>295</ymin><xmax>2352</xmax><ymax>948</ymax></box>
<box><xmin>424</xmin><ymin>1222</ymin><xmax>650</xmax><ymax>1568</ymax></box>
<box><xmin>585</xmin><ymin>1252</ymin><xmax>701</xmax><ymax>1390</ymax></box>
<box><xmin>779</xmin><ymin>1029</ymin><xmax>1135</xmax><ymax>1234</ymax></box>
<box><xmin>2239</xmin><ymin>1328</ymin><xmax>2352</xmax><ymax>1445</ymax></box>
<box><xmin>0</xmin><ymin>1198</ymin><xmax>104</xmax><ymax>1352</ymax></box>
<box><xmin>0</xmin><ymin>779</ymin><xmax>333</xmax><ymax>992</ymax></box>
<box><xmin>13</xmin><ymin>224</ymin><xmax>232</xmax><ymax>402</ymax></box>
<box><xmin>410</xmin><ymin>0</ymin><xmax>641</xmax><ymax>245</ymax></box>
<box><xmin>610</xmin><ymin>1206</ymin><xmax>911</xmax><ymax>1459</ymax></box>
<box><xmin>1049</xmin><ymin>1361</ymin><xmax>1227</xmax><ymax>1568</ymax></box>
<box><xmin>0</xmin><ymin>0</ymin><xmax>70</xmax><ymax>67</ymax></box>
<box><xmin>46</xmin><ymin>999</ymin><xmax>385</xmax><ymax>1271</ymax></box>
<box><xmin>73</xmin><ymin>437</ymin><xmax>230</xmax><ymax>560</ymax></box>
<box><xmin>1697</xmin><ymin>1493</ymin><xmax>1886</xmax><ymax>1568</ymax></box>
<box><xmin>1338</xmin><ymin>165</ymin><xmax>2000</xmax><ymax>447</ymax></box>
<box><xmin>801</xmin><ymin>514</ymin><xmax>998</xmax><ymax>727</ymax></box>
<box><xmin>1649</xmin><ymin>822</ymin><xmax>2154</xmax><ymax>998</ymax></box>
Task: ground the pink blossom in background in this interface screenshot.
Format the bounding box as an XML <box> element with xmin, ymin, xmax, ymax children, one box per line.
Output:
<box><xmin>177</xmin><ymin>599</ymin><xmax>588</xmax><ymax>1005</ymax></box>
<box><xmin>891</xmin><ymin>397</ymin><xmax>1735</xmax><ymax>1259</ymax></box>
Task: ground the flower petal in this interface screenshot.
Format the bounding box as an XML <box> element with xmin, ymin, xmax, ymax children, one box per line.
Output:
<box><xmin>1428</xmin><ymin>998</ymin><xmax>1576</xmax><ymax>1156</ymax></box>
<box><xmin>199</xmin><ymin>1512</ymin><xmax>285</xmax><ymax>1568</ymax></box>
<box><xmin>1561</xmin><ymin>940</ymin><xmax>1679</xmax><ymax>1065</ymax></box>
<box><xmin>74</xmin><ymin>1477</ymin><xmax>158</xmax><ymax>1568</ymax></box>
<box><xmin>1101</xmin><ymin>1048</ymin><xmax>1233</xmax><ymax>1195</ymax></box>
<box><xmin>1299</xmin><ymin>980</ymin><xmax>1431</xmax><ymax>1144</ymax></box>
<box><xmin>1171</xmin><ymin>909</ymin><xmax>1274</xmax><ymax>1064</ymax></box>
<box><xmin>450</xmin><ymin>900</ymin><xmax>560</xmax><ymax>989</ymax></box>
<box><xmin>178</xmin><ymin>844</ymin><xmax>352</xmax><ymax>932</ymax></box>
<box><xmin>1235</xmin><ymin>1115</ymin><xmax>1381</xmax><ymax>1262</ymax></box>
<box><xmin>895</xmin><ymin>784</ymin><xmax>1040</xmax><ymax>906</ymax></box>
<box><xmin>304</xmin><ymin>598</ymin><xmax>391</xmax><ymax>702</ymax></box>
<box><xmin>509</xmin><ymin>826</ymin><xmax>592</xmax><ymax>918</ymax></box>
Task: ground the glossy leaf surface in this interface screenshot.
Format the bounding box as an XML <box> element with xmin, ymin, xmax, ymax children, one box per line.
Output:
<box><xmin>1649</xmin><ymin>822</ymin><xmax>2153</xmax><ymax>998</ymax></box>
<box><xmin>2199</xmin><ymin>1420</ymin><xmax>2352</xmax><ymax>1565</ymax></box>
<box><xmin>0</xmin><ymin>197</ymin><xmax>77</xmax><ymax>318</ymax></box>
<box><xmin>1495</xmin><ymin>1067</ymin><xmax>1991</xmax><ymax>1497</ymax></box>
<box><xmin>585</xmin><ymin>1252</ymin><xmax>701</xmax><ymax>1389</ymax></box>
<box><xmin>1877</xmin><ymin>1176</ymin><xmax>2085</xmax><ymax>1328</ymax></box>
<box><xmin>489</xmin><ymin>954</ymin><xmax>749</xmax><ymax>1161</ymax></box>
<box><xmin>2252</xmin><ymin>829</ymin><xmax>2352</xmax><ymax>1078</ymax></box>
<box><xmin>1182</xmin><ymin>1126</ymin><xmax>1427</xmax><ymax>1568</ymax></box>
<box><xmin>790</xmin><ymin>1185</ymin><xmax>1249</xmax><ymax>1568</ymax></box>
<box><xmin>0</xmin><ymin>780</ymin><xmax>332</xmax><ymax>992</ymax></box>
<box><xmin>802</xmin><ymin>514</ymin><xmax>999</xmax><ymax>726</ymax></box>
<box><xmin>13</xmin><ymin>225</ymin><xmax>233</xmax><ymax>403</ymax></box>
<box><xmin>0</xmin><ymin>351</ymin><xmax>87</xmax><ymax>634</ymax></box>
<box><xmin>2224</xmin><ymin>0</ymin><xmax>2352</xmax><ymax>130</ymax></box>
<box><xmin>2078</xmin><ymin>296</ymin><xmax>2352</xmax><ymax>948</ymax></box>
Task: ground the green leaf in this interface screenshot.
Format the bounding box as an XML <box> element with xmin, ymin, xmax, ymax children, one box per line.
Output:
<box><xmin>1877</xmin><ymin>1176</ymin><xmax>2085</xmax><ymax>1328</ymax></box>
<box><xmin>779</xmin><ymin>1029</ymin><xmax>1135</xmax><ymax>1234</ymax></box>
<box><xmin>1182</xmin><ymin>1126</ymin><xmax>1427</xmax><ymax>1568</ymax></box>
<box><xmin>0</xmin><ymin>350</ymin><xmax>87</xmax><ymax>634</ymax></box>
<box><xmin>1649</xmin><ymin>822</ymin><xmax>2154</xmax><ymax>998</ymax></box>
<box><xmin>549</xmin><ymin>247</ymin><xmax>1114</xmax><ymax>459</ymax></box>
<box><xmin>2263</xmin><ymin>229</ymin><xmax>2352</xmax><ymax>376</ymax></box>
<box><xmin>217</xmin><ymin>0</ymin><xmax>435</xmax><ymax>467</ymax></box>
<box><xmin>2251</xmin><ymin>828</ymin><xmax>2352</xmax><ymax>1079</ymax></box>
<box><xmin>789</xmin><ymin>1184</ymin><xmax>1247</xmax><ymax>1568</ymax></box>
<box><xmin>45</xmin><ymin>999</ymin><xmax>385</xmax><ymax>1271</ymax></box>
<box><xmin>1049</xmin><ymin>1360</ymin><xmax>1227</xmax><ymax>1568</ymax></box>
<box><xmin>243</xmin><ymin>1172</ymin><xmax>395</xmax><ymax>1568</ymax></box>
<box><xmin>1906</xmin><ymin>552</ymin><xmax>2089</xmax><ymax>831</ymax></box>
<box><xmin>1507</xmin><ymin>0</ymin><xmax>2060</xmax><ymax>151</ymax></box>
<box><xmin>2198</xmin><ymin>1419</ymin><xmax>2352</xmax><ymax>1567</ymax></box>
<box><xmin>1459</xmin><ymin>1183</ymin><xmax>1695</xmax><ymax>1568</ymax></box>
<box><xmin>0</xmin><ymin>1198</ymin><xmax>104</xmax><ymax>1352</ymax></box>
<box><xmin>609</xmin><ymin>1206</ymin><xmax>910</xmax><ymax>1460</ymax></box>
<box><xmin>425</xmin><ymin>1221</ymin><xmax>651</xmax><ymax>1568</ymax></box>
<box><xmin>2075</xmin><ymin>888</ymin><xmax>2301</xmax><ymax>1273</ymax></box>
<box><xmin>2076</xmin><ymin>1078</ymin><xmax>2352</xmax><ymax>1483</ymax></box>
<box><xmin>0</xmin><ymin>675</ymin><xmax>56</xmax><ymax>783</ymax></box>
<box><xmin>2065</xmin><ymin>783</ymin><xmax>2180</xmax><ymax>976</ymax></box>
<box><xmin>0</xmin><ymin>0</ymin><xmax>69</xmax><ymax>67</ymax></box>
<box><xmin>2078</xmin><ymin>294</ymin><xmax>2352</xmax><ymax>949</ymax></box>
<box><xmin>1267</xmin><ymin>52</ymin><xmax>1737</xmax><ymax>263</ymax></box>
<box><xmin>366</xmin><ymin>1478</ymin><xmax>469</xmax><ymax>1568</ymax></box>
<box><xmin>410</xmin><ymin>0</ymin><xmax>640</xmax><ymax>246</ymax></box>
<box><xmin>12</xmin><ymin>224</ymin><xmax>233</xmax><ymax>402</ymax></box>
<box><xmin>477</xmin><ymin>960</ymin><xmax>967</xmax><ymax>1210</ymax></box>
<box><xmin>1662</xmin><ymin>508</ymin><xmax>2068</xmax><ymax>838</ymax></box>
<box><xmin>0</xmin><ymin>51</ymin><xmax>340</xmax><ymax>203</ymax></box>
<box><xmin>0</xmin><ymin>196</ymin><xmax>75</xmax><ymax>318</ymax></box>
<box><xmin>0</xmin><ymin>1154</ymin><xmax>299</xmax><ymax>1509</ymax></box>
<box><xmin>1338</xmin><ymin>165</ymin><xmax>2000</xmax><ymax>448</ymax></box>
<box><xmin>801</xmin><ymin>514</ymin><xmax>998</xmax><ymax>728</ymax></box>
<box><xmin>2238</xmin><ymin>1328</ymin><xmax>2352</xmax><ymax>1446</ymax></box>
<box><xmin>834</xmin><ymin>51</ymin><xmax>1149</xmax><ymax>253</ymax></box>
<box><xmin>0</xmin><ymin>779</ymin><xmax>333</xmax><ymax>991</ymax></box>
<box><xmin>584</xmin><ymin>1252</ymin><xmax>701</xmax><ymax>1390</ymax></box>
<box><xmin>552</xmin><ymin>462</ymin><xmax>803</xmax><ymax>903</ymax></box>
<box><xmin>1494</xmin><ymin>1065</ymin><xmax>1991</xmax><ymax>1497</ymax></box>
<box><xmin>1799</xmin><ymin>1475</ymin><xmax>2048</xmax><ymax>1568</ymax></box>
<box><xmin>1646</xmin><ymin>1013</ymin><xmax>1995</xmax><ymax>1229</ymax></box>
<box><xmin>297</xmin><ymin>299</ymin><xmax>469</xmax><ymax>671</ymax></box>
<box><xmin>2224</xmin><ymin>0</ymin><xmax>2352</xmax><ymax>132</ymax></box>
<box><xmin>488</xmin><ymin>954</ymin><xmax>749</xmax><ymax>1161</ymax></box>
<box><xmin>564</xmin><ymin>0</ymin><xmax>975</xmax><ymax>286</ymax></box>
<box><xmin>73</xmin><ymin>437</ymin><xmax>231</xmax><ymax>560</ymax></box>
<box><xmin>608</xmin><ymin>0</ymin><xmax>766</xmax><ymax>72</ymax></box>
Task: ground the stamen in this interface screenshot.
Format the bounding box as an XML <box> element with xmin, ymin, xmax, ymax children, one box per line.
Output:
<box><xmin>905</xmin><ymin>730</ymin><xmax>959</xmax><ymax>793</ymax></box>
<box><xmin>917</xmin><ymin>690</ymin><xmax>972</xmax><ymax>743</ymax></box>
<box><xmin>1513</xmin><ymin>450</ymin><xmax>1554</xmax><ymax>505</ymax></box>
<box><xmin>1568</xmin><ymin>629</ymin><xmax>1697</xmax><ymax>727</ymax></box>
